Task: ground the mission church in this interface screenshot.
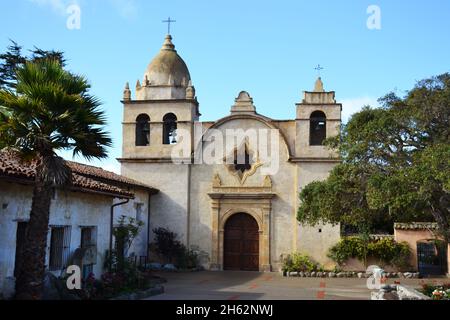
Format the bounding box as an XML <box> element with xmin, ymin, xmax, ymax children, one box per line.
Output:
<box><xmin>119</xmin><ymin>31</ymin><xmax>343</xmax><ymax>272</ymax></box>
<box><xmin>0</xmin><ymin>30</ymin><xmax>343</xmax><ymax>298</ymax></box>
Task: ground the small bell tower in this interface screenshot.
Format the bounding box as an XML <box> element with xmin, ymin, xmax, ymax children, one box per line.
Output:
<box><xmin>295</xmin><ymin>77</ymin><xmax>342</xmax><ymax>159</ymax></box>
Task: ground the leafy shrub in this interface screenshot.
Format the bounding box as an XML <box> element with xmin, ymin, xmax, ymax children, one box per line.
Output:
<box><xmin>368</xmin><ymin>238</ymin><xmax>411</xmax><ymax>270</ymax></box>
<box><xmin>282</xmin><ymin>253</ymin><xmax>319</xmax><ymax>272</ymax></box>
<box><xmin>421</xmin><ymin>283</ymin><xmax>450</xmax><ymax>300</ymax></box>
<box><xmin>328</xmin><ymin>236</ymin><xmax>411</xmax><ymax>270</ymax></box>
<box><xmin>176</xmin><ymin>248</ymin><xmax>199</xmax><ymax>269</ymax></box>
<box><xmin>328</xmin><ymin>237</ymin><xmax>365</xmax><ymax>265</ymax></box>
<box><xmin>72</xmin><ymin>267</ymin><xmax>156</xmax><ymax>300</ymax></box>
<box><xmin>151</xmin><ymin>227</ymin><xmax>200</xmax><ymax>269</ymax></box>
<box><xmin>108</xmin><ymin>215</ymin><xmax>144</xmax><ymax>272</ymax></box>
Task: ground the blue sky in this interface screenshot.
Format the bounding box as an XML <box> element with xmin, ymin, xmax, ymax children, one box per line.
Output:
<box><xmin>1</xmin><ymin>0</ymin><xmax>449</xmax><ymax>172</ymax></box>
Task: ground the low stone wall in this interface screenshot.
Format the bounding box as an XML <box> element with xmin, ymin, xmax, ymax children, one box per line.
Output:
<box><xmin>283</xmin><ymin>271</ymin><xmax>420</xmax><ymax>279</ymax></box>
<box><xmin>339</xmin><ymin>257</ymin><xmax>398</xmax><ymax>273</ymax></box>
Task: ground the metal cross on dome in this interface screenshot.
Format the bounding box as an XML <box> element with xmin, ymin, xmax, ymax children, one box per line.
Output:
<box><xmin>315</xmin><ymin>64</ymin><xmax>324</xmax><ymax>77</ymax></box>
<box><xmin>162</xmin><ymin>17</ymin><xmax>176</xmax><ymax>35</ymax></box>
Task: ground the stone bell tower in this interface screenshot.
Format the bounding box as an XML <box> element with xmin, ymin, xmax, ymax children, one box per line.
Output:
<box><xmin>119</xmin><ymin>34</ymin><xmax>200</xmax><ymax>245</ymax></box>
<box><xmin>295</xmin><ymin>77</ymin><xmax>341</xmax><ymax>160</ymax></box>
<box><xmin>294</xmin><ymin>77</ymin><xmax>342</xmax><ymax>265</ymax></box>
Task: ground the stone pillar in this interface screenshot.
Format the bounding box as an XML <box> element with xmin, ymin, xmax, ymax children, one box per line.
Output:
<box><xmin>260</xmin><ymin>202</ymin><xmax>272</xmax><ymax>272</ymax></box>
<box><xmin>447</xmin><ymin>243</ymin><xmax>450</xmax><ymax>278</ymax></box>
<box><xmin>210</xmin><ymin>199</ymin><xmax>221</xmax><ymax>270</ymax></box>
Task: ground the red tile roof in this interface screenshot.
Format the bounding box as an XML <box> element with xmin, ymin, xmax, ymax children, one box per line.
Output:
<box><xmin>0</xmin><ymin>149</ymin><xmax>157</xmax><ymax>198</ymax></box>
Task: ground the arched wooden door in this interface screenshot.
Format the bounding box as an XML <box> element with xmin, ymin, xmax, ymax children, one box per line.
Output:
<box><xmin>224</xmin><ymin>213</ymin><xmax>259</xmax><ymax>271</ymax></box>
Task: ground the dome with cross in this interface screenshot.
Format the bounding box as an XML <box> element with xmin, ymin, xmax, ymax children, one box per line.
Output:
<box><xmin>143</xmin><ymin>35</ymin><xmax>191</xmax><ymax>88</ymax></box>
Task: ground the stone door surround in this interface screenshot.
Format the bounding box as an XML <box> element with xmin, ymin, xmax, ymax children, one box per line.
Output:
<box><xmin>208</xmin><ymin>174</ymin><xmax>276</xmax><ymax>272</ymax></box>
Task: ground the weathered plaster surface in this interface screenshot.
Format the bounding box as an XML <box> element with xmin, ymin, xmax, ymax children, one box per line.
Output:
<box><xmin>0</xmin><ymin>180</ymin><xmax>149</xmax><ymax>297</ymax></box>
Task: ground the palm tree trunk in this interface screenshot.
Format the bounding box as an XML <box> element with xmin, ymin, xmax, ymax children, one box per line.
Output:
<box><xmin>15</xmin><ymin>176</ymin><xmax>53</xmax><ymax>300</ymax></box>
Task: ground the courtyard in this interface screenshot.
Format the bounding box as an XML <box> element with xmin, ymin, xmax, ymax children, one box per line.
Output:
<box><xmin>146</xmin><ymin>271</ymin><xmax>444</xmax><ymax>300</ymax></box>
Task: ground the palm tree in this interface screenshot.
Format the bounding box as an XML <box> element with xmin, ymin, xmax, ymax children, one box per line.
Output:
<box><xmin>0</xmin><ymin>60</ymin><xmax>112</xmax><ymax>299</ymax></box>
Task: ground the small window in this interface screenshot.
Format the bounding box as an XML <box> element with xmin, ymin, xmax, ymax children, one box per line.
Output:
<box><xmin>163</xmin><ymin>113</ymin><xmax>177</xmax><ymax>145</ymax></box>
<box><xmin>80</xmin><ymin>227</ymin><xmax>97</xmax><ymax>251</ymax></box>
<box><xmin>233</xmin><ymin>146</ymin><xmax>252</xmax><ymax>174</ymax></box>
<box><xmin>80</xmin><ymin>226</ymin><xmax>97</xmax><ymax>278</ymax></box>
<box><xmin>49</xmin><ymin>226</ymin><xmax>71</xmax><ymax>271</ymax></box>
<box><xmin>135</xmin><ymin>114</ymin><xmax>150</xmax><ymax>146</ymax></box>
<box><xmin>14</xmin><ymin>222</ymin><xmax>28</xmax><ymax>278</ymax></box>
<box><xmin>310</xmin><ymin>111</ymin><xmax>327</xmax><ymax>146</ymax></box>
<box><xmin>135</xmin><ymin>203</ymin><xmax>144</xmax><ymax>222</ymax></box>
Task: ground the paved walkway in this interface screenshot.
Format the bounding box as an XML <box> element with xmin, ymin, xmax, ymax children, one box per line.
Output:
<box><xmin>146</xmin><ymin>271</ymin><xmax>442</xmax><ymax>300</ymax></box>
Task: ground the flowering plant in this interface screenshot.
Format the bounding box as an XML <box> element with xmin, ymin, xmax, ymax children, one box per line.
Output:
<box><xmin>421</xmin><ymin>283</ymin><xmax>450</xmax><ymax>300</ymax></box>
<box><xmin>431</xmin><ymin>288</ymin><xmax>450</xmax><ymax>300</ymax></box>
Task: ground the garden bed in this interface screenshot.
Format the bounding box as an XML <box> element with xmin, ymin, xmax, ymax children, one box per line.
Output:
<box><xmin>420</xmin><ymin>282</ymin><xmax>450</xmax><ymax>300</ymax></box>
<box><xmin>282</xmin><ymin>270</ymin><xmax>420</xmax><ymax>279</ymax></box>
<box><xmin>110</xmin><ymin>284</ymin><xmax>164</xmax><ymax>300</ymax></box>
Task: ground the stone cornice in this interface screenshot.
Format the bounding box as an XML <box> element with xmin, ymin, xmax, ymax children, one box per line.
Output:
<box><xmin>289</xmin><ymin>157</ymin><xmax>341</xmax><ymax>163</ymax></box>
<box><xmin>295</xmin><ymin>118</ymin><xmax>341</xmax><ymax>121</ymax></box>
<box><xmin>122</xmin><ymin>120</ymin><xmax>194</xmax><ymax>125</ymax></box>
<box><xmin>117</xmin><ymin>157</ymin><xmax>192</xmax><ymax>164</ymax></box>
<box><xmin>208</xmin><ymin>192</ymin><xmax>276</xmax><ymax>200</ymax></box>
<box><xmin>122</xmin><ymin>99</ymin><xmax>199</xmax><ymax>107</ymax></box>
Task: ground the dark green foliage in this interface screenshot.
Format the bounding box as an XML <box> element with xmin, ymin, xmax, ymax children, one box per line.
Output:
<box><xmin>0</xmin><ymin>40</ymin><xmax>65</xmax><ymax>91</ymax></box>
<box><xmin>0</xmin><ymin>58</ymin><xmax>111</xmax><ymax>299</ymax></box>
<box><xmin>298</xmin><ymin>73</ymin><xmax>450</xmax><ymax>241</ymax></box>
<box><xmin>327</xmin><ymin>237</ymin><xmax>411</xmax><ymax>270</ymax></box>
<box><xmin>106</xmin><ymin>215</ymin><xmax>144</xmax><ymax>272</ymax></box>
<box><xmin>281</xmin><ymin>253</ymin><xmax>320</xmax><ymax>273</ymax></box>
<box><xmin>421</xmin><ymin>282</ymin><xmax>450</xmax><ymax>300</ymax></box>
<box><xmin>151</xmin><ymin>228</ymin><xmax>199</xmax><ymax>269</ymax></box>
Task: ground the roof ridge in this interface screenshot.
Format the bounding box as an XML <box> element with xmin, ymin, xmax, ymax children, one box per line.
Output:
<box><xmin>0</xmin><ymin>149</ymin><xmax>157</xmax><ymax>196</ymax></box>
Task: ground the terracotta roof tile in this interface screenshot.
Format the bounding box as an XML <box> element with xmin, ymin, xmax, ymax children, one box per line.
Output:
<box><xmin>0</xmin><ymin>149</ymin><xmax>157</xmax><ymax>198</ymax></box>
<box><xmin>66</xmin><ymin>160</ymin><xmax>153</xmax><ymax>191</ymax></box>
<box><xmin>394</xmin><ymin>222</ymin><xmax>438</xmax><ymax>230</ymax></box>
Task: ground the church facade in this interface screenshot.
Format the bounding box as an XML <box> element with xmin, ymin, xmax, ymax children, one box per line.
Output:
<box><xmin>119</xmin><ymin>34</ymin><xmax>343</xmax><ymax>271</ymax></box>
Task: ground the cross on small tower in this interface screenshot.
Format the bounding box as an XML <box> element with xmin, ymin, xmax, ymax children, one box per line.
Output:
<box><xmin>162</xmin><ymin>17</ymin><xmax>176</xmax><ymax>35</ymax></box>
<box><xmin>315</xmin><ymin>64</ymin><xmax>324</xmax><ymax>77</ymax></box>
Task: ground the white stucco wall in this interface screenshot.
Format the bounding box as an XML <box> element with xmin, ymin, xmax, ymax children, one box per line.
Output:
<box><xmin>296</xmin><ymin>162</ymin><xmax>341</xmax><ymax>268</ymax></box>
<box><xmin>121</xmin><ymin>163</ymin><xmax>190</xmax><ymax>246</ymax></box>
<box><xmin>114</xmin><ymin>189</ymin><xmax>150</xmax><ymax>258</ymax></box>
<box><xmin>0</xmin><ymin>180</ymin><xmax>149</xmax><ymax>298</ymax></box>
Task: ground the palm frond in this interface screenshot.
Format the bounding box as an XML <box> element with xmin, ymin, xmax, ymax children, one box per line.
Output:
<box><xmin>0</xmin><ymin>59</ymin><xmax>112</xmax><ymax>185</ymax></box>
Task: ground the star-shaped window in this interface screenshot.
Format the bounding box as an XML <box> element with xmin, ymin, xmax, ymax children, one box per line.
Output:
<box><xmin>233</xmin><ymin>147</ymin><xmax>253</xmax><ymax>173</ymax></box>
<box><xmin>225</xmin><ymin>144</ymin><xmax>262</xmax><ymax>184</ymax></box>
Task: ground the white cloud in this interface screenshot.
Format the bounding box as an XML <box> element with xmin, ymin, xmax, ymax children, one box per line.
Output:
<box><xmin>340</xmin><ymin>97</ymin><xmax>380</xmax><ymax>123</ymax></box>
<box><xmin>28</xmin><ymin>0</ymin><xmax>76</xmax><ymax>16</ymax></box>
<box><xmin>29</xmin><ymin>0</ymin><xmax>138</xmax><ymax>19</ymax></box>
<box><xmin>109</xmin><ymin>0</ymin><xmax>138</xmax><ymax>19</ymax></box>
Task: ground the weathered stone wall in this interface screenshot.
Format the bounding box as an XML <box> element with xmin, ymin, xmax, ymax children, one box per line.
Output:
<box><xmin>296</xmin><ymin>162</ymin><xmax>341</xmax><ymax>269</ymax></box>
<box><xmin>190</xmin><ymin>117</ymin><xmax>298</xmax><ymax>271</ymax></box>
<box><xmin>122</xmin><ymin>100</ymin><xmax>198</xmax><ymax>159</ymax></box>
<box><xmin>114</xmin><ymin>189</ymin><xmax>151</xmax><ymax>257</ymax></box>
<box><xmin>121</xmin><ymin>162</ymin><xmax>190</xmax><ymax>245</ymax></box>
<box><xmin>121</xmin><ymin>115</ymin><xmax>342</xmax><ymax>271</ymax></box>
<box><xmin>295</xmin><ymin>101</ymin><xmax>341</xmax><ymax>159</ymax></box>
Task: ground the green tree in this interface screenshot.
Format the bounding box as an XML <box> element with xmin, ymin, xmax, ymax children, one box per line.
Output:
<box><xmin>0</xmin><ymin>59</ymin><xmax>111</xmax><ymax>299</ymax></box>
<box><xmin>0</xmin><ymin>40</ymin><xmax>65</xmax><ymax>91</ymax></box>
<box><xmin>298</xmin><ymin>73</ymin><xmax>450</xmax><ymax>242</ymax></box>
<box><xmin>112</xmin><ymin>216</ymin><xmax>144</xmax><ymax>272</ymax></box>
